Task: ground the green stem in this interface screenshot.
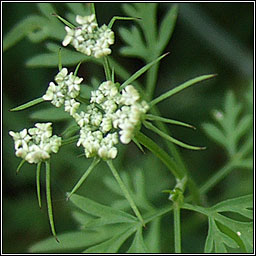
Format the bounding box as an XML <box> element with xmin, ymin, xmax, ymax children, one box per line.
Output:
<box><xmin>103</xmin><ymin>56</ymin><xmax>111</xmax><ymax>81</ymax></box>
<box><xmin>108</xmin><ymin>16</ymin><xmax>141</xmax><ymax>29</ymax></box>
<box><xmin>144</xmin><ymin>205</ymin><xmax>173</xmax><ymax>224</ymax></box>
<box><xmin>45</xmin><ymin>160</ymin><xmax>59</xmax><ymax>242</ymax></box>
<box><xmin>135</xmin><ymin>132</ymin><xmax>183</xmax><ymax>179</ymax></box>
<box><xmin>146</xmin><ymin>61</ymin><xmax>160</xmax><ymax>101</ymax></box>
<box><xmin>58</xmin><ymin>48</ymin><xmax>62</xmax><ymax>71</ymax></box>
<box><xmin>106</xmin><ymin>160</ymin><xmax>145</xmax><ymax>226</ymax></box>
<box><xmin>67</xmin><ymin>158</ymin><xmax>100</xmax><ymax>199</ymax></box>
<box><xmin>199</xmin><ymin>161</ymin><xmax>234</xmax><ymax>195</ymax></box>
<box><xmin>173</xmin><ymin>202</ymin><xmax>181</xmax><ymax>253</ymax></box>
<box><xmin>149</xmin><ymin>106</ymin><xmax>201</xmax><ymax>205</ymax></box>
<box><xmin>36</xmin><ymin>162</ymin><xmax>42</xmax><ymax>208</ymax></box>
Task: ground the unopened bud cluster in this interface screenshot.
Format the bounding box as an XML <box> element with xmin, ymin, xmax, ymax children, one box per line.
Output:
<box><xmin>9</xmin><ymin>123</ymin><xmax>62</xmax><ymax>164</ymax></box>
<box><xmin>62</xmin><ymin>14</ymin><xmax>114</xmax><ymax>58</ymax></box>
<box><xmin>43</xmin><ymin>68</ymin><xmax>82</xmax><ymax>117</ymax></box>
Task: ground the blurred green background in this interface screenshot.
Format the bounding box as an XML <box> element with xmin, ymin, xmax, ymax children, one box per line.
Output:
<box><xmin>2</xmin><ymin>3</ymin><xmax>253</xmax><ymax>253</ymax></box>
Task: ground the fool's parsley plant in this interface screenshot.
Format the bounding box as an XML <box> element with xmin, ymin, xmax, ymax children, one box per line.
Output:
<box><xmin>6</xmin><ymin>3</ymin><xmax>252</xmax><ymax>253</ymax></box>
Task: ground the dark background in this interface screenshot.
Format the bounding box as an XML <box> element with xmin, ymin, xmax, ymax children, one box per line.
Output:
<box><xmin>2</xmin><ymin>2</ymin><xmax>254</xmax><ymax>253</ymax></box>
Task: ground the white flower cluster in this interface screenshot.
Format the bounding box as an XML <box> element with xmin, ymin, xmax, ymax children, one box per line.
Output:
<box><xmin>74</xmin><ymin>81</ymin><xmax>149</xmax><ymax>159</ymax></box>
<box><xmin>43</xmin><ymin>68</ymin><xmax>82</xmax><ymax>117</ymax></box>
<box><xmin>112</xmin><ymin>85</ymin><xmax>149</xmax><ymax>144</ymax></box>
<box><xmin>9</xmin><ymin>123</ymin><xmax>62</xmax><ymax>164</ymax></box>
<box><xmin>62</xmin><ymin>14</ymin><xmax>114</xmax><ymax>58</ymax></box>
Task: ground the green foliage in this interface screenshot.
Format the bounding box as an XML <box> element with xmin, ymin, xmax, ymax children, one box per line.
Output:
<box><xmin>119</xmin><ymin>3</ymin><xmax>177</xmax><ymax>61</ymax></box>
<box><xmin>3</xmin><ymin>2</ymin><xmax>253</xmax><ymax>254</ymax></box>
<box><xmin>29</xmin><ymin>193</ymin><xmax>149</xmax><ymax>253</ymax></box>
<box><xmin>183</xmin><ymin>194</ymin><xmax>253</xmax><ymax>253</ymax></box>
<box><xmin>202</xmin><ymin>90</ymin><xmax>253</xmax><ymax>160</ymax></box>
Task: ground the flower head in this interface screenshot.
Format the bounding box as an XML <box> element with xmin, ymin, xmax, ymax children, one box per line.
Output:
<box><xmin>62</xmin><ymin>14</ymin><xmax>115</xmax><ymax>58</ymax></box>
<box><xmin>9</xmin><ymin>123</ymin><xmax>62</xmax><ymax>164</ymax></box>
<box><xmin>43</xmin><ymin>68</ymin><xmax>83</xmax><ymax>116</ymax></box>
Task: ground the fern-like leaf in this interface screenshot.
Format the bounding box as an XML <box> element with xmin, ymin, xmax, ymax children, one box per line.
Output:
<box><xmin>183</xmin><ymin>194</ymin><xmax>253</xmax><ymax>253</ymax></box>
<box><xmin>202</xmin><ymin>90</ymin><xmax>253</xmax><ymax>159</ymax></box>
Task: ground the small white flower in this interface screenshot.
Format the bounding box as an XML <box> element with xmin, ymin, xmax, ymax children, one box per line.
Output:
<box><xmin>64</xmin><ymin>99</ymin><xmax>80</xmax><ymax>116</ymax></box>
<box><xmin>62</xmin><ymin>27</ymin><xmax>74</xmax><ymax>46</ymax></box>
<box><xmin>55</xmin><ymin>68</ymin><xmax>68</xmax><ymax>83</ymax></box>
<box><xmin>9</xmin><ymin>123</ymin><xmax>62</xmax><ymax>164</ymax></box>
<box><xmin>62</xmin><ymin>15</ymin><xmax>114</xmax><ymax>58</ymax></box>
<box><xmin>9</xmin><ymin>129</ymin><xmax>31</xmax><ymax>150</ymax></box>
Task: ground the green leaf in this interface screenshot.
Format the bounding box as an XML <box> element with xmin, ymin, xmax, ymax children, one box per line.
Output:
<box><xmin>204</xmin><ymin>218</ymin><xmax>238</xmax><ymax>253</ymax></box>
<box><xmin>29</xmin><ymin>231</ymin><xmax>106</xmax><ymax>253</ymax></box>
<box><xmin>127</xmin><ymin>227</ymin><xmax>148</xmax><ymax>253</ymax></box>
<box><xmin>158</xmin><ymin>4</ymin><xmax>178</xmax><ymax>51</ymax></box>
<box><xmin>212</xmin><ymin>194</ymin><xmax>253</xmax><ymax>219</ymax></box>
<box><xmin>69</xmin><ymin>194</ymin><xmax>137</xmax><ymax>226</ymax></box>
<box><xmin>183</xmin><ymin>194</ymin><xmax>253</xmax><ymax>253</ymax></box>
<box><xmin>3</xmin><ymin>15</ymin><xmax>48</xmax><ymax>52</ymax></box>
<box><xmin>144</xmin><ymin>218</ymin><xmax>161</xmax><ymax>253</ymax></box>
<box><xmin>202</xmin><ymin>90</ymin><xmax>253</xmax><ymax>158</ymax></box>
<box><xmin>37</xmin><ymin>3</ymin><xmax>58</xmax><ymax>21</ymax></box>
<box><xmin>150</xmin><ymin>74</ymin><xmax>216</xmax><ymax>106</ymax></box>
<box><xmin>83</xmin><ymin>226</ymin><xmax>135</xmax><ymax>253</ymax></box>
<box><xmin>201</xmin><ymin>123</ymin><xmax>226</xmax><ymax>147</ymax></box>
<box><xmin>10</xmin><ymin>97</ymin><xmax>44</xmax><ymax>112</ymax></box>
<box><xmin>119</xmin><ymin>26</ymin><xmax>147</xmax><ymax>60</ymax></box>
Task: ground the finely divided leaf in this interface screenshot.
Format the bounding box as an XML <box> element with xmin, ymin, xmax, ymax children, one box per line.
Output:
<box><xmin>127</xmin><ymin>227</ymin><xmax>148</xmax><ymax>253</ymax></box>
<box><xmin>29</xmin><ymin>230</ymin><xmax>111</xmax><ymax>253</ymax></box>
<box><xmin>83</xmin><ymin>226</ymin><xmax>135</xmax><ymax>253</ymax></box>
<box><xmin>69</xmin><ymin>194</ymin><xmax>137</xmax><ymax>226</ymax></box>
<box><xmin>183</xmin><ymin>194</ymin><xmax>253</xmax><ymax>253</ymax></box>
<box><xmin>158</xmin><ymin>4</ymin><xmax>178</xmax><ymax>51</ymax></box>
<box><xmin>204</xmin><ymin>218</ymin><xmax>239</xmax><ymax>253</ymax></box>
<box><xmin>202</xmin><ymin>90</ymin><xmax>253</xmax><ymax>159</ymax></box>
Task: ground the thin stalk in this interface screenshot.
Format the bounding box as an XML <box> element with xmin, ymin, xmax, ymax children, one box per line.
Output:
<box><xmin>45</xmin><ymin>160</ymin><xmax>59</xmax><ymax>242</ymax></box>
<box><xmin>149</xmin><ymin>106</ymin><xmax>201</xmax><ymax>205</ymax></box>
<box><xmin>146</xmin><ymin>61</ymin><xmax>160</xmax><ymax>101</ymax></box>
<box><xmin>67</xmin><ymin>158</ymin><xmax>100</xmax><ymax>199</ymax></box>
<box><xmin>108</xmin><ymin>16</ymin><xmax>141</xmax><ymax>29</ymax></box>
<box><xmin>173</xmin><ymin>202</ymin><xmax>181</xmax><ymax>253</ymax></box>
<box><xmin>36</xmin><ymin>162</ymin><xmax>42</xmax><ymax>208</ymax></box>
<box><xmin>145</xmin><ymin>205</ymin><xmax>173</xmax><ymax>224</ymax></box>
<box><xmin>199</xmin><ymin>161</ymin><xmax>234</xmax><ymax>195</ymax></box>
<box><xmin>103</xmin><ymin>56</ymin><xmax>111</xmax><ymax>81</ymax></box>
<box><xmin>106</xmin><ymin>160</ymin><xmax>145</xmax><ymax>226</ymax></box>
<box><xmin>52</xmin><ymin>13</ymin><xmax>75</xmax><ymax>29</ymax></box>
<box><xmin>58</xmin><ymin>48</ymin><xmax>62</xmax><ymax>71</ymax></box>
<box><xmin>16</xmin><ymin>159</ymin><xmax>26</xmax><ymax>175</ymax></box>
<box><xmin>135</xmin><ymin>132</ymin><xmax>183</xmax><ymax>179</ymax></box>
